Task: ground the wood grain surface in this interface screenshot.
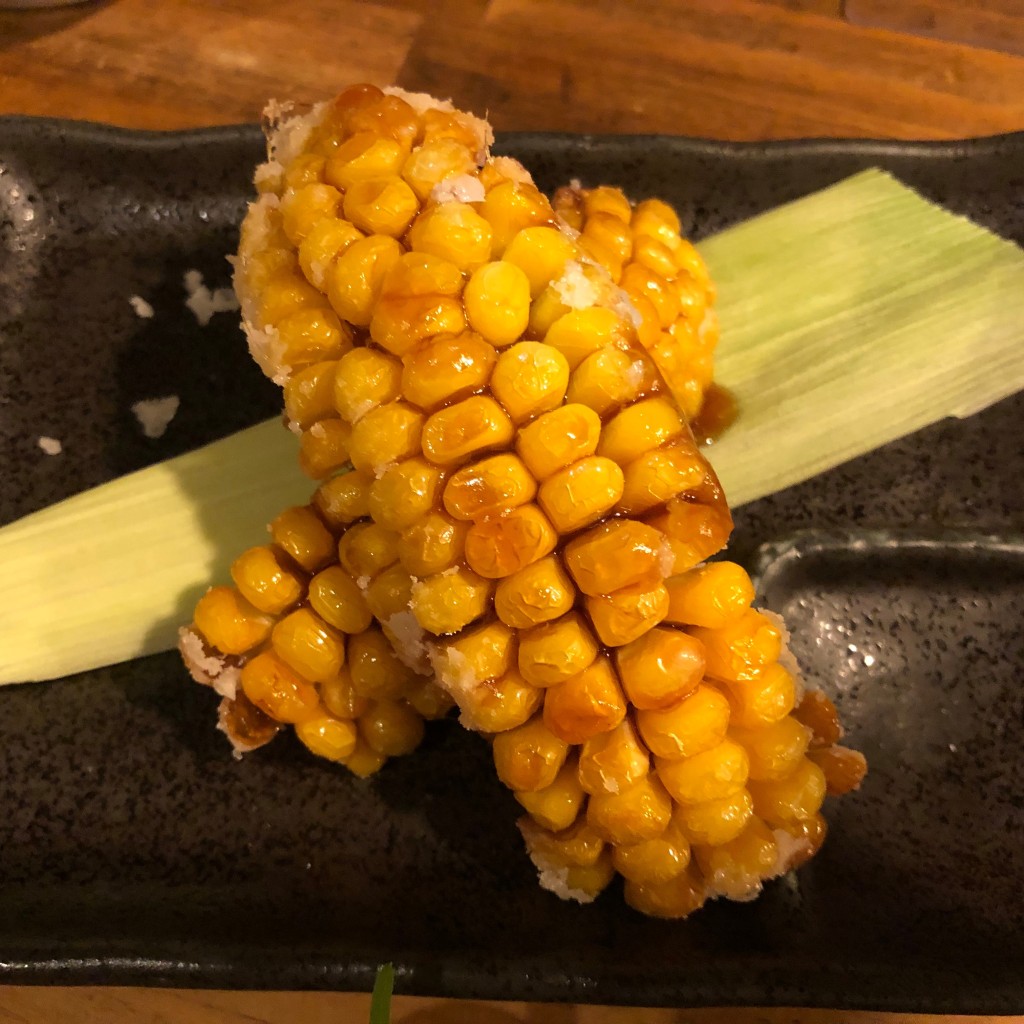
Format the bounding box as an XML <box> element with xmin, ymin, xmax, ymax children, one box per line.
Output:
<box><xmin>1</xmin><ymin>1</ymin><xmax>1023</xmax><ymax>1022</ymax></box>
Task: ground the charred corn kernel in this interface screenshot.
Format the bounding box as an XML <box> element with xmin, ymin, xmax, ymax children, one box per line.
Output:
<box><xmin>333</xmin><ymin>347</ymin><xmax>403</xmax><ymax>423</ymax></box>
<box><xmin>401</xmin><ymin>137</ymin><xmax>476</xmax><ymax>200</ymax></box>
<box><xmin>543</xmin><ymin>307</ymin><xmax>625</xmax><ymax>369</ymax></box>
<box><xmin>537</xmin><ymin>456</ymin><xmax>624</xmax><ymax>533</ymax></box>
<box><xmin>308</xmin><ymin>565</ymin><xmax>373</xmax><ymax>634</ymax></box>
<box><xmin>615</xmin><ymin>627</ymin><xmax>705</xmax><ymax>711</ymax></box>
<box><xmin>494</xmin><ymin>555</ymin><xmax>575</xmax><ymax>629</ymax></box>
<box><xmin>348</xmin><ymin>627</ymin><xmax>417</xmax><ymax>700</ymax></box>
<box><xmin>519</xmin><ymin>816</ymin><xmax>607</xmax><ymax>868</ymax></box>
<box><xmin>527</xmin><ymin>285</ymin><xmax>571</xmax><ymax>338</ymax></box>
<box><xmin>566</xmin><ymin>347</ymin><xmax>644</xmax><ymax>418</ymax></box>
<box><xmin>481</xmin><ymin>180</ymin><xmax>555</xmax><ymax>255</ymax></box>
<box><xmin>281</xmin><ymin>183</ymin><xmax>343</xmax><ymax>245</ymax></box>
<box><xmin>515</xmin><ymin>403</ymin><xmax>601</xmax><ymax>481</ymax></box>
<box><xmin>464</xmin><ymin>503</ymin><xmax>558</xmax><ymax>578</ymax></box>
<box><xmin>674</xmin><ymin>788</ymin><xmax>754</xmax><ymax>847</ymax></box>
<box><xmin>404</xmin><ymin>675</ymin><xmax>456</xmax><ymax>720</ymax></box>
<box><xmin>457</xmin><ymin>668</ymin><xmax>543</xmax><ymax>733</ymax></box>
<box><xmin>647</xmin><ymin>491</ymin><xmax>733</xmax><ymax>574</ymax></box>
<box><xmin>597</xmin><ymin>397</ymin><xmax>685</xmax><ymax>466</ymax></box>
<box><xmin>421</xmin><ymin>395</ymin><xmax>514</xmax><ymax>466</ymax></box>
<box><xmin>337</xmin><ymin>521</ymin><xmax>400</xmax><ymax>579</ymax></box>
<box><xmin>515</xmin><ymin>755</ymin><xmax>585</xmax><ymax>832</ymax></box>
<box><xmin>282</xmin><ymin>152</ymin><xmax>326</xmax><ymax>190</ymax></box>
<box><xmin>285</xmin><ymin>361</ymin><xmax>338</xmax><ymax>429</ymax></box>
<box><xmin>240</xmin><ymin>650</ymin><xmax>320</xmax><ymax>724</ymax></box>
<box><xmin>490</xmin><ymin>342</ymin><xmax>569</xmax><ymax>424</ymax></box>
<box><xmin>749</xmin><ymin>758</ymin><xmax>827</xmax><ymax>826</ymax></box>
<box><xmin>613</xmin><ymin>821</ymin><xmax>691</xmax><ymax>885</ymax></box>
<box><xmin>464</xmin><ymin>261</ymin><xmax>531</xmax><ymax>346</ymax></box>
<box><xmin>577</xmin><ymin>718</ymin><xmax>650</xmax><ymax>796</ymax></box>
<box><xmin>257</xmin><ymin>273</ymin><xmax>323</xmax><ymax>327</ymax></box>
<box><xmin>637</xmin><ymin>684</ymin><xmax>730</xmax><ymax>760</ymax></box>
<box><xmin>695</xmin><ymin>818</ymin><xmax>779</xmax><ymax>901</ymax></box>
<box><xmin>493</xmin><ymin>715</ymin><xmax>570</xmax><ymax>792</ymax></box>
<box><xmin>443</xmin><ymin>454</ymin><xmax>537</xmax><ymax>521</ymax></box>
<box><xmin>719</xmin><ymin>662</ymin><xmax>797</xmax><ymax>731</ymax></box>
<box><xmin>347</xmin><ymin>93</ymin><xmax>421</xmax><ymax>149</ymax></box>
<box><xmin>230</xmin><ymin>545</ymin><xmax>304</xmax><ymax>616</ymax></box>
<box><xmin>793</xmin><ymin>690</ymin><xmax>843</xmax><ymax>747</ymax></box>
<box><xmin>295</xmin><ymin>712</ymin><xmax>359</xmax><ymax>761</ymax></box>
<box><xmin>563</xmin><ymin>520</ymin><xmax>668</xmax><ymax>596</ymax></box>
<box><xmin>691</xmin><ymin>609</ymin><xmax>783</xmax><ymax>683</ymax></box>
<box><xmin>586</xmin><ymin>578</ymin><xmax>669</xmax><ymax>648</ymax></box>
<box><xmin>299</xmin><ymin>418</ymin><xmax>352</xmax><ymax>479</ymax></box>
<box><xmin>502</xmin><ymin>226</ymin><xmax>578</xmax><ymax>297</ymax></box>
<box><xmin>398</xmin><ymin>511</ymin><xmax>467</xmax><ymax>575</ymax></box>
<box><xmin>624</xmin><ymin>865</ymin><xmax>707</xmax><ymax>919</ymax></box>
<box><xmin>325</xmin><ymin>133</ymin><xmax>407</xmax><ymax>190</ymax></box>
<box><xmin>441</xmin><ymin>619</ymin><xmax>515</xmax><ymax>684</ymax></box>
<box><xmin>587</xmin><ymin>774</ymin><xmax>673</xmax><ymax>845</ymax></box>
<box><xmin>543</xmin><ymin>655</ymin><xmax>626</xmax><ymax>744</ymax></box>
<box><xmin>270</xmin><ymin>506</ymin><xmax>334</xmax><ymax>572</ymax></box>
<box><xmin>621</xmin><ymin>262</ymin><xmax>681</xmax><ymax>329</ymax></box>
<box><xmin>369</xmin><ymin>293</ymin><xmax>468</xmax><ymax>357</ymax></box>
<box><xmin>808</xmin><ymin>746</ymin><xmax>868</xmax><ymax>795</ymax></box>
<box><xmin>408</xmin><ymin>202</ymin><xmax>492</xmax><ymax>271</ymax></box>
<box><xmin>410</xmin><ymin>566</ymin><xmax>492</xmax><ymax>635</ymax></box>
<box><xmin>341</xmin><ymin>734</ymin><xmax>389</xmax><ymax>778</ymax></box>
<box><xmin>321</xmin><ymin>667</ymin><xmax>371</xmax><ymax>720</ymax></box>
<box><xmin>271</xmin><ymin>607</ymin><xmax>346</xmax><ymax>682</ymax></box>
<box><xmin>298</xmin><ymin>218</ymin><xmax>366</xmax><ymax>291</ymax></box>
<box><xmin>400</xmin><ymin>331</ymin><xmax>497</xmax><ymax>411</ymax></box>
<box><xmin>518</xmin><ymin>611</ymin><xmax>599</xmax><ymax>687</ymax></box>
<box><xmin>369</xmin><ymin>457</ymin><xmax>445</xmax><ymax>531</ymax></box>
<box><xmin>193</xmin><ymin>586</ymin><xmax>272</xmax><ymax>655</ymax></box>
<box><xmin>657</xmin><ymin>739</ymin><xmax>750</xmax><ymax>805</ymax></box>
<box><xmin>364</xmin><ymin>564</ymin><xmax>416</xmax><ymax>624</ymax></box>
<box><xmin>733</xmin><ymin>717</ymin><xmax>812</xmax><ymax>782</ymax></box>
<box><xmin>774</xmin><ymin>813</ymin><xmax>828</xmax><ymax>871</ymax></box>
<box><xmin>327</xmin><ymin>234</ymin><xmax>403</xmax><ymax>327</ymax></box>
<box><xmin>360</xmin><ymin>699</ymin><xmax>425</xmax><ymax>756</ymax></box>
<box><xmin>314</xmin><ymin>471</ymin><xmax>372</xmax><ymax>529</ymax></box>
<box><xmin>274</xmin><ymin>308</ymin><xmax>352</xmax><ymax>369</ymax></box>
<box><xmin>617</xmin><ymin>440</ymin><xmax>707</xmax><ymax>515</ymax></box>
<box><xmin>663</xmin><ymin>562</ymin><xmax>755</xmax><ymax>629</ymax></box>
<box><xmin>347</xmin><ymin>401</ymin><xmax>424</xmax><ymax>475</ymax></box>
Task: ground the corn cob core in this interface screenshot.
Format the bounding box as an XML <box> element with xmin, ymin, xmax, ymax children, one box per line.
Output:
<box><xmin>183</xmin><ymin>84</ymin><xmax>866</xmax><ymax>917</ymax></box>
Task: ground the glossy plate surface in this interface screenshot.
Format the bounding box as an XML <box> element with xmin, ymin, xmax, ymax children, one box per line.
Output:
<box><xmin>1</xmin><ymin>119</ymin><xmax>1023</xmax><ymax>1010</ymax></box>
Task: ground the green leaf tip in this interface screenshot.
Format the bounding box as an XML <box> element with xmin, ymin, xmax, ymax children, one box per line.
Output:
<box><xmin>369</xmin><ymin>962</ymin><xmax>395</xmax><ymax>1024</ymax></box>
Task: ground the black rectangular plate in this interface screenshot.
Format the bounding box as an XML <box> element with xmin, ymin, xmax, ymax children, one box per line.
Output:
<box><xmin>1</xmin><ymin>119</ymin><xmax>1023</xmax><ymax>1012</ymax></box>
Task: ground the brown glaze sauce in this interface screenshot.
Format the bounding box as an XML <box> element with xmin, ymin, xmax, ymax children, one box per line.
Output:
<box><xmin>691</xmin><ymin>383</ymin><xmax>738</xmax><ymax>447</ymax></box>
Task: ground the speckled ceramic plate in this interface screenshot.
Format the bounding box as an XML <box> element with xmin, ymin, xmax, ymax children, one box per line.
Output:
<box><xmin>1</xmin><ymin>120</ymin><xmax>1023</xmax><ymax>1012</ymax></box>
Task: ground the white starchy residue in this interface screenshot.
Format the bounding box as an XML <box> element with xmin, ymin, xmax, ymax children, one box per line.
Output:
<box><xmin>552</xmin><ymin>261</ymin><xmax>600</xmax><ymax>310</ymax></box>
<box><xmin>211</xmin><ymin>666</ymin><xmax>240</xmax><ymax>702</ymax></box>
<box><xmin>355</xmin><ymin>575</ymin><xmax>371</xmax><ymax>592</ymax></box>
<box><xmin>309</xmin><ymin>421</ymin><xmax>327</xmax><ymax>439</ymax></box>
<box><xmin>489</xmin><ymin>156</ymin><xmax>535</xmax><ymax>186</ymax></box>
<box><xmin>128</xmin><ymin>295</ymin><xmax>155</xmax><ymax>319</ymax></box>
<box><xmin>383</xmin><ymin>610</ymin><xmax>429</xmax><ymax>674</ymax></box>
<box><xmin>244</xmin><ymin>322</ymin><xmax>289</xmax><ymax>384</ymax></box>
<box><xmin>37</xmin><ymin>436</ymin><xmax>62</xmax><ymax>456</ymax></box>
<box><xmin>253</xmin><ymin>159</ymin><xmax>284</xmax><ymax>192</ymax></box>
<box><xmin>383</xmin><ymin>87</ymin><xmax>493</xmax><ymax>161</ymax></box>
<box><xmin>611</xmin><ymin>287</ymin><xmax>643</xmax><ymax>328</ymax></box>
<box><xmin>771</xmin><ymin>827</ymin><xmax>810</xmax><ymax>877</ymax></box>
<box><xmin>627</xmin><ymin>359</ymin><xmax>648</xmax><ymax>389</ymax></box>
<box><xmin>178</xmin><ymin>626</ymin><xmax>227</xmax><ymax>687</ymax></box>
<box><xmin>656</xmin><ymin>537</ymin><xmax>677</xmax><ymax>579</ymax></box>
<box><xmin>430</xmin><ymin>174</ymin><xmax>486</xmax><ymax>205</ymax></box>
<box><xmin>262</xmin><ymin>99</ymin><xmax>327</xmax><ymax>167</ymax></box>
<box><xmin>183</xmin><ymin>269</ymin><xmax>240</xmax><ymax>327</ymax></box>
<box><xmin>519</xmin><ymin>838</ymin><xmax>596</xmax><ymax>904</ymax></box>
<box><xmin>428</xmin><ymin>645</ymin><xmax>478</xmax><ymax>700</ymax></box>
<box><xmin>132</xmin><ymin>396</ymin><xmax>180</xmax><ymax>439</ymax></box>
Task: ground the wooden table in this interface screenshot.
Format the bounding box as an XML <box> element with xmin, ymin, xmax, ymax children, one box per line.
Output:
<box><xmin>2</xmin><ymin>1</ymin><xmax>1023</xmax><ymax>1022</ymax></box>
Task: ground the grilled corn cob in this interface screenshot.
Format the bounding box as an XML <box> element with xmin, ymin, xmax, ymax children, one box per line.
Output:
<box><xmin>185</xmin><ymin>84</ymin><xmax>865</xmax><ymax>916</ymax></box>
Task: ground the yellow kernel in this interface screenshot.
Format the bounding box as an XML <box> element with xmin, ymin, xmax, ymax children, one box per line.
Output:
<box><xmin>719</xmin><ymin>662</ymin><xmax>797</xmax><ymax>730</ymax></box>
<box><xmin>587</xmin><ymin>774</ymin><xmax>673</xmax><ymax>845</ymax></box>
<box><xmin>270</xmin><ymin>506</ymin><xmax>334</xmax><ymax>573</ymax></box>
<box><xmin>577</xmin><ymin>718</ymin><xmax>650</xmax><ymax>796</ymax></box>
<box><xmin>657</xmin><ymin>739</ymin><xmax>750</xmax><ymax>805</ymax></box>
<box><xmin>563</xmin><ymin>519</ymin><xmax>668</xmax><ymax>596</ymax></box>
<box><xmin>663</xmin><ymin>562</ymin><xmax>755</xmax><ymax>629</ymax></box>
<box><xmin>308</xmin><ymin>565</ymin><xmax>373</xmax><ymax>635</ymax></box>
<box><xmin>284</xmin><ymin>361</ymin><xmax>338</xmax><ymax>430</ymax></box>
<box><xmin>613</xmin><ymin>821</ymin><xmax>692</xmax><ymax>886</ymax></box>
<box><xmin>543</xmin><ymin>306</ymin><xmax>626</xmax><ymax>370</ymax></box>
<box><xmin>537</xmin><ymin>455</ymin><xmax>624</xmax><ymax>533</ymax></box>
<box><xmin>404</xmin><ymin>676</ymin><xmax>456</xmax><ymax>720</ymax></box>
<box><xmin>647</xmin><ymin>490</ymin><xmax>734</xmax><ymax>575</ymax></box>
<box><xmin>615</xmin><ymin>627</ymin><xmax>706</xmax><ymax>712</ymax></box>
<box><xmin>337</xmin><ymin>521</ymin><xmax>400</xmax><ymax>579</ymax></box>
<box><xmin>368</xmin><ymin>457</ymin><xmax>445</xmax><ymax>531</ymax></box>
<box><xmin>585</xmin><ymin>578</ymin><xmax>669</xmax><ymax>648</ymax></box>
<box><xmin>492</xmin><ymin>715</ymin><xmax>570</xmax><ymax>792</ymax></box>
<box><xmin>632</xmin><ymin>197</ymin><xmax>682</xmax><ymax>239</ymax></box>
<box><xmin>333</xmin><ymin>347</ymin><xmax>403</xmax><ymax>423</ymax></box>
<box><xmin>502</xmin><ymin>226</ymin><xmax>577</xmax><ymax>297</ymax></box>
<box><xmin>348</xmin><ymin>628</ymin><xmax>418</xmax><ymax>700</ymax></box>
<box><xmin>490</xmin><ymin>341</ymin><xmax>569</xmax><ymax>424</ymax></box>
<box><xmin>735</xmin><ymin>718</ymin><xmax>814</xmax><ymax>783</ymax></box>
<box><xmin>690</xmin><ymin>609</ymin><xmax>783</xmax><ymax>683</ymax></box>
<box><xmin>597</xmin><ymin>396</ymin><xmax>685</xmax><ymax>466</ymax></box>
<box><xmin>792</xmin><ymin>690</ymin><xmax>844</xmax><ymax>748</ymax></box>
<box><xmin>443</xmin><ymin>453</ymin><xmax>537</xmax><ymax>521</ymax></box>
<box><xmin>347</xmin><ymin>401</ymin><xmax>424</xmax><ymax>475</ymax></box>
<box><xmin>240</xmin><ymin>650</ymin><xmax>320</xmax><ymax>724</ymax></box>
<box><xmin>400</xmin><ymin>331</ymin><xmax>497</xmax><ymax>411</ymax></box>
<box><xmin>637</xmin><ymin>684</ymin><xmax>731</xmax><ymax>760</ymax></box>
<box><xmin>341</xmin><ymin>735</ymin><xmax>389</xmax><ymax>778</ymax></box>
<box><xmin>295</xmin><ymin>712</ymin><xmax>359</xmax><ymax>762</ymax></box>
<box><xmin>230</xmin><ymin>545</ymin><xmax>303</xmax><ymax>616</ymax></box>
<box><xmin>673</xmin><ymin>789</ymin><xmax>755</xmax><ymax>847</ymax></box>
<box><xmin>584</xmin><ymin>185</ymin><xmax>633</xmax><ymax>223</ymax></box>
<box><xmin>494</xmin><ymin>555</ymin><xmax>575</xmax><ymax>629</ymax></box>
<box><xmin>272</xmin><ymin>607</ymin><xmax>346</xmax><ymax>683</ymax></box>
<box><xmin>566</xmin><ymin>347</ymin><xmax>644</xmax><ymax>417</ymax></box>
<box><xmin>481</xmin><ymin>180</ymin><xmax>556</xmax><ymax>255</ymax></box>
<box><xmin>515</xmin><ymin>756</ymin><xmax>585</xmax><ymax>832</ymax></box>
<box><xmin>256</xmin><ymin>273</ymin><xmax>323</xmax><ymax>327</ymax></box>
<box><xmin>518</xmin><ymin>611</ymin><xmax>599</xmax><ymax>687</ymax></box>
<box><xmin>359</xmin><ymin>700</ymin><xmax>425</xmax><ymax>757</ymax></box>
<box><xmin>519</xmin><ymin>815</ymin><xmax>607</xmax><ymax>872</ymax></box>
<box><xmin>621</xmin><ymin>262</ymin><xmax>681</xmax><ymax>329</ymax></box>
<box><xmin>347</xmin><ymin>93</ymin><xmax>421</xmax><ymax>149</ymax></box>
<box><xmin>321</xmin><ymin>667</ymin><xmax>370</xmax><ymax>720</ymax></box>
<box><xmin>457</xmin><ymin>668</ymin><xmax>543</xmax><ymax>733</ymax></box>
<box><xmin>440</xmin><ymin>619</ymin><xmax>516</xmax><ymax>684</ymax></box>
<box><xmin>407</xmin><ymin>202</ymin><xmax>493</xmax><ymax>271</ymax></box>
<box><xmin>410</xmin><ymin>567</ymin><xmax>492</xmax><ymax>635</ymax></box>
<box><xmin>543</xmin><ymin>655</ymin><xmax>626</xmax><ymax>745</ymax></box>
<box><xmin>515</xmin><ymin>403</ymin><xmax>601</xmax><ymax>480</ymax></box>
<box><xmin>464</xmin><ymin>261</ymin><xmax>531</xmax><ymax>346</ymax></box>
<box><xmin>274</xmin><ymin>308</ymin><xmax>352</xmax><ymax>369</ymax></box>
<box><xmin>281</xmin><ymin>183</ymin><xmax>343</xmax><ymax>245</ymax></box>
<box><xmin>298</xmin><ymin>217</ymin><xmax>366</xmax><ymax>291</ymax></box>
<box><xmin>381</xmin><ymin>250</ymin><xmax>465</xmax><ymax>299</ymax></box>
<box><xmin>694</xmin><ymin>818</ymin><xmax>779</xmax><ymax>901</ymax></box>
<box><xmin>401</xmin><ymin>138</ymin><xmax>477</xmax><ymax>201</ymax></box>
<box><xmin>618</xmin><ymin>439</ymin><xmax>707</xmax><ymax>515</ymax></box>
<box><xmin>239</xmin><ymin>246</ymin><xmax>298</xmax><ymax>296</ymax></box>
<box><xmin>397</xmin><ymin>511</ymin><xmax>467</xmax><ymax>576</ymax></box>
<box><xmin>369</xmin><ymin>293</ymin><xmax>467</xmax><ymax>357</ymax></box>
<box><xmin>624</xmin><ymin>866</ymin><xmax>708</xmax><ymax>919</ymax></box>
<box><xmin>632</xmin><ymin>234</ymin><xmax>679</xmax><ymax>281</ymax></box>
<box><xmin>193</xmin><ymin>586</ymin><xmax>272</xmax><ymax>655</ymax></box>
<box><xmin>581</xmin><ymin>215</ymin><xmax>632</xmax><ymax>278</ymax></box>
<box><xmin>298</xmin><ymin>418</ymin><xmax>351</xmax><ymax>479</ymax></box>
<box><xmin>808</xmin><ymin>746</ymin><xmax>868</xmax><ymax>796</ymax></box>
<box><xmin>327</xmin><ymin>234</ymin><xmax>403</xmax><ymax>327</ymax></box>
<box><xmin>464</xmin><ymin>503</ymin><xmax>558</xmax><ymax>578</ymax></box>
<box><xmin>282</xmin><ymin>152</ymin><xmax>326</xmax><ymax>190</ymax></box>
<box><xmin>527</xmin><ymin>285</ymin><xmax>571</xmax><ymax>338</ymax></box>
<box><xmin>324</xmin><ymin>132</ymin><xmax>407</xmax><ymax>190</ymax></box>
<box><xmin>364</xmin><ymin>564</ymin><xmax>416</xmax><ymax>624</ymax></box>
<box><xmin>421</xmin><ymin>395</ymin><xmax>514</xmax><ymax>466</ymax></box>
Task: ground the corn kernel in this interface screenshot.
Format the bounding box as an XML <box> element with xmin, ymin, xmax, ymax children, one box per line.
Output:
<box><xmin>749</xmin><ymin>755</ymin><xmax>828</xmax><ymax>826</ymax></box>
<box><xmin>597</xmin><ymin>397</ymin><xmax>685</xmax><ymax>467</ymax></box>
<box><xmin>348</xmin><ymin>627</ymin><xmax>418</xmax><ymax>700</ymax></box>
<box><xmin>543</xmin><ymin>307</ymin><xmax>626</xmax><ymax>369</ymax></box>
<box><xmin>492</xmin><ymin>715</ymin><xmax>569</xmax><ymax>792</ymax></box>
<box><xmin>421</xmin><ymin>395</ymin><xmax>514</xmax><ymax>466</ymax></box>
<box><xmin>408</xmin><ymin>202</ymin><xmax>492</xmax><ymax>271</ymax></box>
<box><xmin>401</xmin><ymin>138</ymin><xmax>476</xmax><ymax>200</ymax></box>
<box><xmin>774</xmin><ymin>813</ymin><xmax>828</xmax><ymax>871</ymax></box>
<box><xmin>400</xmin><ymin>331</ymin><xmax>497</xmax><ymax>411</ymax></box>
<box><xmin>404</xmin><ymin>676</ymin><xmax>456</xmax><ymax>720</ymax></box>
<box><xmin>617</xmin><ymin>440</ymin><xmax>707</xmax><ymax>515</ymax></box>
<box><xmin>494</xmin><ymin>555</ymin><xmax>575</xmax><ymax>629</ymax></box>
<box><xmin>465</xmin><ymin>503</ymin><xmax>558</xmax><ymax>579</ymax></box>
<box><xmin>543</xmin><ymin>655</ymin><xmax>626</xmax><ymax>744</ymax></box>
<box><xmin>341</xmin><ymin>734</ymin><xmax>389</xmax><ymax>778</ymax></box>
<box><xmin>347</xmin><ymin>401</ymin><xmax>424</xmax><ymax>475</ymax></box>
<box><xmin>518</xmin><ymin>611</ymin><xmax>599</xmax><ymax>687</ymax></box>
<box><xmin>348</xmin><ymin>93</ymin><xmax>421</xmax><ymax>149</ymax></box>
<box><xmin>808</xmin><ymin>746</ymin><xmax>867</xmax><ymax>796</ymax></box>
<box><xmin>325</xmin><ymin>132</ymin><xmax>407</xmax><ymax>190</ymax></box>
<box><xmin>515</xmin><ymin>403</ymin><xmax>601</xmax><ymax>480</ymax></box>
<box><xmin>256</xmin><ymin>272</ymin><xmax>323</xmax><ymax>327</ymax></box>
<box><xmin>564</xmin><ymin>520</ymin><xmax>668</xmax><ymax>596</ymax></box>
<box><xmin>294</xmin><ymin>711</ymin><xmax>359</xmax><ymax>762</ymax></box>
<box><xmin>270</xmin><ymin>506</ymin><xmax>334</xmax><ymax>572</ymax></box>
<box><xmin>637</xmin><ymin>684</ymin><xmax>730</xmax><ymax>760</ymax></box>
<box><xmin>537</xmin><ymin>455</ymin><xmax>624</xmax><ymax>533</ymax></box>
<box><xmin>587</xmin><ymin>774</ymin><xmax>673</xmax><ymax>845</ymax></box>
<box><xmin>490</xmin><ymin>341</ymin><xmax>569</xmax><ymax>424</ymax></box>
<box><xmin>306</xmin><ymin>561</ymin><xmax>371</xmax><ymax>632</ymax></box>
<box><xmin>733</xmin><ymin>717</ymin><xmax>812</xmax><ymax>782</ymax></box>
<box><xmin>360</xmin><ymin>699</ymin><xmax>425</xmax><ymax>756</ymax></box>
<box><xmin>457</xmin><ymin>668</ymin><xmax>543</xmax><ymax>733</ymax></box>
<box><xmin>515</xmin><ymin>756</ymin><xmax>585</xmax><ymax>832</ymax></box>
<box><xmin>398</xmin><ymin>511</ymin><xmax>467</xmax><ymax>576</ymax></box>
<box><xmin>613</xmin><ymin>821</ymin><xmax>691</xmax><ymax>886</ymax></box>
<box><xmin>527</xmin><ymin>285</ymin><xmax>571</xmax><ymax>338</ymax></box>
<box><xmin>793</xmin><ymin>690</ymin><xmax>843</xmax><ymax>747</ymax></box>
<box><xmin>327</xmin><ymin>234</ymin><xmax>403</xmax><ymax>327</ymax></box>
<box><xmin>647</xmin><ymin>491</ymin><xmax>733</xmax><ymax>574</ymax></box>
<box><xmin>333</xmin><ymin>347</ymin><xmax>403</xmax><ymax>423</ymax></box>
<box><xmin>364</xmin><ymin>564</ymin><xmax>416</xmax><ymax>624</ymax></box>
<box><xmin>337</xmin><ymin>521</ymin><xmax>399</xmax><ymax>579</ymax></box>
<box><xmin>502</xmin><ymin>226</ymin><xmax>577</xmax><ymax>297</ymax></box>
<box><xmin>586</xmin><ymin>578</ymin><xmax>669</xmax><ymax>648</ymax></box>
<box><xmin>410</xmin><ymin>566</ymin><xmax>492</xmax><ymax>635</ymax></box>
<box><xmin>230</xmin><ymin>545</ymin><xmax>303</xmax><ymax>616</ymax></box>
<box><xmin>369</xmin><ymin>457</ymin><xmax>445</xmax><ymax>531</ymax></box>
<box><xmin>193</xmin><ymin>586</ymin><xmax>272</xmax><ymax>655</ymax></box>
<box><xmin>443</xmin><ymin>453</ymin><xmax>537</xmax><ymax>521</ymax></box>
<box><xmin>719</xmin><ymin>662</ymin><xmax>797</xmax><ymax>730</ymax></box>
<box><xmin>673</xmin><ymin>788</ymin><xmax>754</xmax><ymax>847</ymax></box>
<box><xmin>575</xmin><ymin>719</ymin><xmax>647</xmax><ymax>796</ymax></box>
<box><xmin>240</xmin><ymin>650</ymin><xmax>320</xmax><ymax>724</ymax></box>
<box><xmin>519</xmin><ymin>816</ymin><xmax>607</xmax><ymax>869</ymax></box>
<box><xmin>281</xmin><ymin>183</ymin><xmax>343</xmax><ymax>245</ymax></box>
<box><xmin>694</xmin><ymin>818</ymin><xmax>779</xmax><ymax>901</ymax></box>
<box><xmin>632</xmin><ymin>234</ymin><xmax>679</xmax><ymax>281</ymax></box>
<box><xmin>282</xmin><ymin>152</ymin><xmax>326</xmax><ymax>190</ymax></box>
<box><xmin>615</xmin><ymin>627</ymin><xmax>705</xmax><ymax>711</ymax></box>
<box><xmin>440</xmin><ymin>619</ymin><xmax>516</xmax><ymax>684</ymax></box>
<box><xmin>463</xmin><ymin>261</ymin><xmax>531</xmax><ymax>346</ymax></box>
<box><xmin>274</xmin><ymin>308</ymin><xmax>352</xmax><ymax>368</ymax></box>
<box><xmin>546</xmin><ymin>853</ymin><xmax>616</xmax><ymax>902</ymax></box>
<box><xmin>284</xmin><ymin>361</ymin><xmax>338</xmax><ymax>429</ymax></box>
<box><xmin>299</xmin><ymin>418</ymin><xmax>352</xmax><ymax>479</ymax></box>
<box><xmin>321</xmin><ymin>667</ymin><xmax>371</xmax><ymax>720</ymax></box>
<box><xmin>624</xmin><ymin>865</ymin><xmax>707</xmax><ymax>919</ymax></box>
<box><xmin>481</xmin><ymin>180</ymin><xmax>555</xmax><ymax>255</ymax></box>
<box><xmin>315</xmin><ymin>84</ymin><xmax>385</xmax><ymax>145</ymax></box>
<box><xmin>566</xmin><ymin>347</ymin><xmax>644</xmax><ymax>417</ymax></box>
<box><xmin>370</xmin><ymin>293</ymin><xmax>468</xmax><ymax>357</ymax></box>
<box><xmin>690</xmin><ymin>609</ymin><xmax>783</xmax><ymax>683</ymax></box>
<box><xmin>272</xmin><ymin>607</ymin><xmax>346</xmax><ymax>682</ymax></box>
<box><xmin>582</xmin><ymin>185</ymin><xmax>632</xmax><ymax>223</ymax></box>
<box><xmin>657</xmin><ymin>739</ymin><xmax>750</xmax><ymax>805</ymax></box>
<box><xmin>298</xmin><ymin>218</ymin><xmax>366</xmax><ymax>291</ymax></box>
<box><xmin>672</xmin><ymin>238</ymin><xmax>711</xmax><ymax>291</ymax></box>
<box><xmin>621</xmin><ymin>262</ymin><xmax>681</xmax><ymax>329</ymax></box>
<box><xmin>632</xmin><ymin>196</ymin><xmax>682</xmax><ymax>240</ymax></box>
<box><xmin>382</xmin><ymin>250</ymin><xmax>465</xmax><ymax>298</ymax></box>
<box><xmin>314</xmin><ymin>471</ymin><xmax>372</xmax><ymax>529</ymax></box>
<box><xmin>240</xmin><ymin>247</ymin><xmax>299</xmax><ymax>296</ymax></box>
<box><xmin>422</xmin><ymin>108</ymin><xmax>481</xmax><ymax>149</ymax></box>
<box><xmin>663</xmin><ymin>562</ymin><xmax>755</xmax><ymax>630</ymax></box>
